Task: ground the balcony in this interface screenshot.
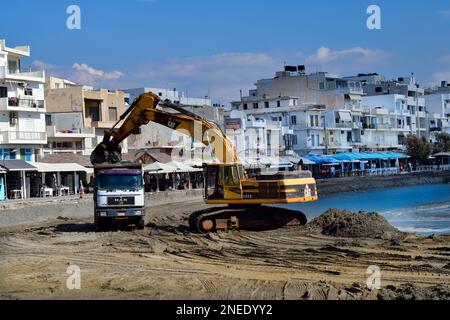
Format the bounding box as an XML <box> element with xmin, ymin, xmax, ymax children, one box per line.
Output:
<box><xmin>0</xmin><ymin>131</ymin><xmax>47</xmax><ymax>144</ymax></box>
<box><xmin>0</xmin><ymin>66</ymin><xmax>45</xmax><ymax>82</ymax></box>
<box><xmin>4</xmin><ymin>97</ymin><xmax>45</xmax><ymax>112</ymax></box>
<box><xmin>292</xmin><ymin>123</ymin><xmax>323</xmax><ymax>130</ymax></box>
<box><xmin>362</xmin><ymin>123</ymin><xmax>391</xmax><ymax>130</ymax></box>
<box><xmin>327</xmin><ymin>122</ymin><xmax>352</xmax><ymax>129</ymax></box>
<box><xmin>46</xmin><ymin>126</ymin><xmax>95</xmax><ymax>138</ymax></box>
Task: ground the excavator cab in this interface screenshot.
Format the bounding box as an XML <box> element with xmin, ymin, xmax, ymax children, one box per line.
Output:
<box><xmin>204</xmin><ymin>163</ymin><xmax>244</xmax><ymax>201</ymax></box>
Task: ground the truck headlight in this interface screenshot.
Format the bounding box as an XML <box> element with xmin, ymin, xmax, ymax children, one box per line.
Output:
<box><xmin>99</xmin><ymin>211</ymin><xmax>108</xmax><ymax>217</ymax></box>
<box><xmin>134</xmin><ymin>210</ymin><xmax>144</xmax><ymax>216</ymax></box>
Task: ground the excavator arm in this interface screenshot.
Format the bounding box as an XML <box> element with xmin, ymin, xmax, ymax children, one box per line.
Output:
<box><xmin>90</xmin><ymin>92</ymin><xmax>239</xmax><ymax>165</ymax></box>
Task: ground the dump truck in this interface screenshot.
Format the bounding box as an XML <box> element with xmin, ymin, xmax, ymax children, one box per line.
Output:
<box><xmin>93</xmin><ymin>162</ymin><xmax>145</xmax><ymax>231</ymax></box>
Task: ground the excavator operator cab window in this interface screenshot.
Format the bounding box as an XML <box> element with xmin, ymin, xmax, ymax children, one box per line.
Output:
<box><xmin>205</xmin><ymin>165</ymin><xmax>223</xmax><ymax>200</ymax></box>
<box><xmin>223</xmin><ymin>165</ymin><xmax>240</xmax><ymax>186</ymax></box>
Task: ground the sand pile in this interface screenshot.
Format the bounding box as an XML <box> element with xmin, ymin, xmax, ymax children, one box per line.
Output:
<box><xmin>308</xmin><ymin>209</ymin><xmax>405</xmax><ymax>239</ymax></box>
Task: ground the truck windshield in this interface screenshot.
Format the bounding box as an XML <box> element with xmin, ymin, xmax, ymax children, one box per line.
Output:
<box><xmin>98</xmin><ymin>174</ymin><xmax>143</xmax><ymax>191</ymax></box>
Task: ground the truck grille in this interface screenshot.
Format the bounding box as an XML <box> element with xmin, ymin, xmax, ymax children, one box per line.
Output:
<box><xmin>107</xmin><ymin>197</ymin><xmax>135</xmax><ymax>206</ymax></box>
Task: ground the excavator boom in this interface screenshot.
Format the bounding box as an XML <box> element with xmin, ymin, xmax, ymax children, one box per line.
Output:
<box><xmin>91</xmin><ymin>92</ymin><xmax>238</xmax><ymax>165</ymax></box>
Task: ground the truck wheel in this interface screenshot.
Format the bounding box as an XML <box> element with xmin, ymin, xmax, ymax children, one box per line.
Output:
<box><xmin>95</xmin><ymin>218</ymin><xmax>108</xmax><ymax>232</ymax></box>
<box><xmin>137</xmin><ymin>218</ymin><xmax>145</xmax><ymax>230</ymax></box>
<box><xmin>95</xmin><ymin>221</ymin><xmax>103</xmax><ymax>232</ymax></box>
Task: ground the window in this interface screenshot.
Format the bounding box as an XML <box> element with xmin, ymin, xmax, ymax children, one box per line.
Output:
<box><xmin>243</xmin><ymin>103</ymin><xmax>248</xmax><ymax>110</ymax></box>
<box><xmin>347</xmin><ymin>132</ymin><xmax>352</xmax><ymax>142</ymax></box>
<box><xmin>9</xmin><ymin>112</ymin><xmax>18</xmax><ymax>125</ymax></box>
<box><xmin>310</xmin><ymin>115</ymin><xmax>314</xmax><ymax>127</ymax></box>
<box><xmin>290</xmin><ymin>115</ymin><xmax>297</xmax><ymax>125</ymax></box>
<box><xmin>0</xmin><ymin>87</ymin><xmax>7</xmax><ymax>98</ymax></box>
<box><xmin>315</xmin><ymin>115</ymin><xmax>319</xmax><ymax>126</ymax></box>
<box><xmin>7</xmin><ymin>60</ymin><xmax>18</xmax><ymax>73</ymax></box>
<box><xmin>277</xmin><ymin>100</ymin><xmax>281</xmax><ymax>107</ymax></box>
<box><xmin>88</xmin><ymin>106</ymin><xmax>100</xmax><ymax>122</ymax></box>
<box><xmin>98</xmin><ymin>174</ymin><xmax>143</xmax><ymax>190</ymax></box>
<box><xmin>55</xmin><ymin>83</ymin><xmax>60</xmax><ymax>89</ymax></box>
<box><xmin>224</xmin><ymin>165</ymin><xmax>239</xmax><ymax>186</ymax></box>
<box><xmin>45</xmin><ymin>115</ymin><xmax>52</xmax><ymax>126</ymax></box>
<box><xmin>20</xmin><ymin>149</ymin><xmax>32</xmax><ymax>161</ymax></box>
<box><xmin>24</xmin><ymin>88</ymin><xmax>33</xmax><ymax>96</ymax></box>
<box><xmin>264</xmin><ymin>101</ymin><xmax>269</xmax><ymax>108</ymax></box>
<box><xmin>292</xmin><ymin>135</ymin><xmax>298</xmax><ymax>145</ymax></box>
<box><xmin>310</xmin><ymin>134</ymin><xmax>315</xmax><ymax>146</ymax></box>
<box><xmin>319</xmin><ymin>82</ymin><xmax>325</xmax><ymax>90</ymax></box>
<box><xmin>253</xmin><ymin>103</ymin><xmax>259</xmax><ymax>109</ymax></box>
<box><xmin>108</xmin><ymin>107</ymin><xmax>118</xmax><ymax>121</ymax></box>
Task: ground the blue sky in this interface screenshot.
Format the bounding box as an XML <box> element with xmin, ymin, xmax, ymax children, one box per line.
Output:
<box><xmin>1</xmin><ymin>0</ymin><xmax>450</xmax><ymax>103</ymax></box>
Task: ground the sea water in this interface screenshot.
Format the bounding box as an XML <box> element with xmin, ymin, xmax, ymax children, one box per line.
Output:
<box><xmin>279</xmin><ymin>183</ymin><xmax>450</xmax><ymax>235</ymax></box>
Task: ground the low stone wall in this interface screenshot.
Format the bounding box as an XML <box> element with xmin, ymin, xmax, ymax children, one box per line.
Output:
<box><xmin>145</xmin><ymin>189</ymin><xmax>204</xmax><ymax>206</ymax></box>
<box><xmin>317</xmin><ymin>170</ymin><xmax>450</xmax><ymax>197</ymax></box>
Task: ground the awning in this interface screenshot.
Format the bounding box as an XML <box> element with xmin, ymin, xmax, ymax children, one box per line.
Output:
<box><xmin>338</xmin><ymin>111</ymin><xmax>352</xmax><ymax>122</ymax></box>
<box><xmin>143</xmin><ymin>162</ymin><xmax>177</xmax><ymax>173</ymax></box>
<box><xmin>1</xmin><ymin>160</ymin><xmax>37</xmax><ymax>171</ymax></box>
<box><xmin>305</xmin><ymin>154</ymin><xmax>340</xmax><ymax>164</ymax></box>
<box><xmin>183</xmin><ymin>158</ymin><xmax>206</xmax><ymax>168</ymax></box>
<box><xmin>296</xmin><ymin>157</ymin><xmax>315</xmax><ymax>165</ymax></box>
<box><xmin>32</xmin><ymin>162</ymin><xmax>93</xmax><ymax>174</ymax></box>
<box><xmin>330</xmin><ymin>153</ymin><xmax>361</xmax><ymax>162</ymax></box>
<box><xmin>434</xmin><ymin>152</ymin><xmax>450</xmax><ymax>157</ymax></box>
<box><xmin>167</xmin><ymin>161</ymin><xmax>202</xmax><ymax>172</ymax></box>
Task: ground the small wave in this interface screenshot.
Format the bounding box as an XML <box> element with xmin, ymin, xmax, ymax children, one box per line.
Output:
<box><xmin>397</xmin><ymin>226</ymin><xmax>450</xmax><ymax>235</ymax></box>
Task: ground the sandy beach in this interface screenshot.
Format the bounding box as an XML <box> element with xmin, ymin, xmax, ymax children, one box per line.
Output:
<box><xmin>0</xmin><ymin>198</ymin><xmax>449</xmax><ymax>300</ymax></box>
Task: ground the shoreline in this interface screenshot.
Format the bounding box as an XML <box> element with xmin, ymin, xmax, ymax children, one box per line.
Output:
<box><xmin>316</xmin><ymin>170</ymin><xmax>450</xmax><ymax>197</ymax></box>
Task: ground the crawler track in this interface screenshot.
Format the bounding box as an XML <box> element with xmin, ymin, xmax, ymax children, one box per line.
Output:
<box><xmin>189</xmin><ymin>206</ymin><xmax>307</xmax><ymax>233</ymax></box>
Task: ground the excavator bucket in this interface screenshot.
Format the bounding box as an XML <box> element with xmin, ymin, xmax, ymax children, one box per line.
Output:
<box><xmin>90</xmin><ymin>142</ymin><xmax>122</xmax><ymax>165</ymax></box>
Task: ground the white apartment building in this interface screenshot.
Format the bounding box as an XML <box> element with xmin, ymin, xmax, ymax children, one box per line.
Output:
<box><xmin>0</xmin><ymin>39</ymin><xmax>47</xmax><ymax>162</ymax></box>
<box><xmin>425</xmin><ymin>81</ymin><xmax>450</xmax><ymax>136</ymax></box>
<box><xmin>230</xmin><ymin>66</ymin><xmax>365</xmax><ymax>155</ymax></box>
<box><xmin>225</xmin><ymin>110</ymin><xmax>294</xmax><ymax>162</ymax></box>
<box><xmin>347</xmin><ymin>75</ymin><xmax>428</xmax><ymax>137</ymax></box>
<box><xmin>360</xmin><ymin>94</ymin><xmax>414</xmax><ymax>150</ymax></box>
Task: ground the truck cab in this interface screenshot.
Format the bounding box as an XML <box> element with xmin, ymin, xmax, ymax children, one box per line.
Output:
<box><xmin>93</xmin><ymin>163</ymin><xmax>145</xmax><ymax>231</ymax></box>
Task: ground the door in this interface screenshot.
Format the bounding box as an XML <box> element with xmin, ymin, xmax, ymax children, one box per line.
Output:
<box><xmin>204</xmin><ymin>165</ymin><xmax>223</xmax><ymax>200</ymax></box>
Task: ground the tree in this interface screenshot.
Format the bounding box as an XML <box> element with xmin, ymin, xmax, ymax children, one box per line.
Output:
<box><xmin>405</xmin><ymin>134</ymin><xmax>432</xmax><ymax>165</ymax></box>
<box><xmin>433</xmin><ymin>132</ymin><xmax>450</xmax><ymax>153</ymax></box>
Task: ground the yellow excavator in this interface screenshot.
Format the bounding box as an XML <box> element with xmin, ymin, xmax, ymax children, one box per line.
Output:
<box><xmin>91</xmin><ymin>92</ymin><xmax>318</xmax><ymax>232</ymax></box>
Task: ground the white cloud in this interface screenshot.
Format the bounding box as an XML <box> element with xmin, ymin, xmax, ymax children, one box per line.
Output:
<box><xmin>130</xmin><ymin>52</ymin><xmax>279</xmax><ymax>102</ymax></box>
<box><xmin>306</xmin><ymin>46</ymin><xmax>390</xmax><ymax>65</ymax></box>
<box><xmin>32</xmin><ymin>60</ymin><xmax>55</xmax><ymax>70</ymax></box>
<box><xmin>72</xmin><ymin>63</ymin><xmax>124</xmax><ymax>80</ymax></box>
